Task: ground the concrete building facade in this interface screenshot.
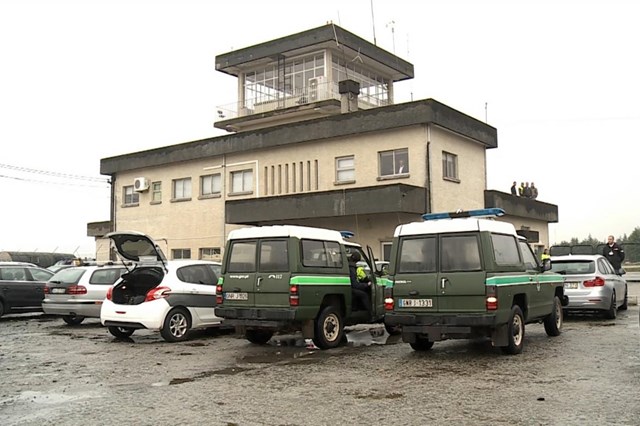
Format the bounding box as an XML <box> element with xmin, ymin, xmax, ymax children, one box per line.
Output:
<box><xmin>90</xmin><ymin>24</ymin><xmax>557</xmax><ymax>261</ymax></box>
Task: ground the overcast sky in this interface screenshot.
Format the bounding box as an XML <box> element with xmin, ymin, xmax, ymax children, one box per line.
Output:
<box><xmin>1</xmin><ymin>0</ymin><xmax>638</xmax><ymax>257</ymax></box>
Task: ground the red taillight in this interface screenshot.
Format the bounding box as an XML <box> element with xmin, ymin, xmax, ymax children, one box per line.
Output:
<box><xmin>289</xmin><ymin>285</ymin><xmax>299</xmax><ymax>306</ymax></box>
<box><xmin>44</xmin><ymin>286</ymin><xmax>49</xmax><ymax>294</ymax></box>
<box><xmin>106</xmin><ymin>286</ymin><xmax>113</xmax><ymax>301</ymax></box>
<box><xmin>583</xmin><ymin>277</ymin><xmax>605</xmax><ymax>287</ymax></box>
<box><xmin>486</xmin><ymin>285</ymin><xmax>498</xmax><ymax>310</ymax></box>
<box><xmin>216</xmin><ymin>284</ymin><xmax>223</xmax><ymax>305</ymax></box>
<box><xmin>68</xmin><ymin>285</ymin><xmax>87</xmax><ymax>295</ymax></box>
<box><xmin>145</xmin><ymin>286</ymin><xmax>171</xmax><ymax>302</ymax></box>
<box><xmin>384</xmin><ymin>287</ymin><xmax>394</xmax><ymax>310</ymax></box>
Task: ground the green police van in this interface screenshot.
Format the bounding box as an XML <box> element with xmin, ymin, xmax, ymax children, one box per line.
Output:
<box><xmin>214</xmin><ymin>225</ymin><xmax>388</xmax><ymax>349</ymax></box>
<box><xmin>383</xmin><ymin>208</ymin><xmax>567</xmax><ymax>354</ymax></box>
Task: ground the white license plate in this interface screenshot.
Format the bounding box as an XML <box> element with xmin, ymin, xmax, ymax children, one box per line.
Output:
<box><xmin>51</xmin><ymin>288</ymin><xmax>66</xmax><ymax>294</ymax></box>
<box><xmin>564</xmin><ymin>282</ymin><xmax>579</xmax><ymax>290</ymax></box>
<box><xmin>399</xmin><ymin>298</ymin><xmax>433</xmax><ymax>308</ymax></box>
<box><xmin>225</xmin><ymin>292</ymin><xmax>248</xmax><ymax>301</ymax></box>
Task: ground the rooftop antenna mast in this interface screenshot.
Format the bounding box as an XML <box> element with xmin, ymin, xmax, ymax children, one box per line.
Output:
<box><xmin>386</xmin><ymin>20</ymin><xmax>396</xmax><ymax>55</ymax></box>
<box><xmin>370</xmin><ymin>0</ymin><xmax>377</xmax><ymax>45</ymax></box>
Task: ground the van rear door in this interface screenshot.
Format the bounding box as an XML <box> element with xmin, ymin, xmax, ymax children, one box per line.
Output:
<box><xmin>392</xmin><ymin>236</ymin><xmax>440</xmax><ymax>311</ymax></box>
<box><xmin>222</xmin><ymin>239</ymin><xmax>291</xmax><ymax>308</ymax></box>
<box><xmin>437</xmin><ymin>233</ymin><xmax>486</xmax><ymax>313</ymax></box>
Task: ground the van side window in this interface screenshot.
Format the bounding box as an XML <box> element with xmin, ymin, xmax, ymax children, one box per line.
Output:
<box><xmin>398</xmin><ymin>237</ymin><xmax>436</xmax><ymax>273</ymax></box>
<box><xmin>260</xmin><ymin>240</ymin><xmax>289</xmax><ymax>272</ymax></box>
<box><xmin>228</xmin><ymin>241</ymin><xmax>257</xmax><ymax>272</ymax></box>
<box><xmin>491</xmin><ymin>234</ymin><xmax>521</xmax><ymax>266</ymax></box>
<box><xmin>301</xmin><ymin>240</ymin><xmax>343</xmax><ymax>268</ymax></box>
<box><xmin>441</xmin><ymin>235</ymin><xmax>481</xmax><ymax>272</ymax></box>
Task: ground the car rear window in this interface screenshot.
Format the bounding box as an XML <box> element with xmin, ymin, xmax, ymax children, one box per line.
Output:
<box><xmin>398</xmin><ymin>237</ymin><xmax>436</xmax><ymax>273</ymax></box>
<box><xmin>50</xmin><ymin>268</ymin><xmax>86</xmax><ymax>283</ymax></box>
<box><xmin>550</xmin><ymin>261</ymin><xmax>595</xmax><ymax>275</ymax></box>
<box><xmin>89</xmin><ymin>269</ymin><xmax>125</xmax><ymax>285</ymax></box>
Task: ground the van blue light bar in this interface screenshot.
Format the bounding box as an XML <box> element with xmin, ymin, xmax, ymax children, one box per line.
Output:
<box><xmin>340</xmin><ymin>231</ymin><xmax>355</xmax><ymax>239</ymax></box>
<box><xmin>422</xmin><ymin>208</ymin><xmax>505</xmax><ymax>221</ymax></box>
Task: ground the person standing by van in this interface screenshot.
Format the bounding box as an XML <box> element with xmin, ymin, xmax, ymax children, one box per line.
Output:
<box><xmin>603</xmin><ymin>235</ymin><xmax>625</xmax><ymax>275</ymax></box>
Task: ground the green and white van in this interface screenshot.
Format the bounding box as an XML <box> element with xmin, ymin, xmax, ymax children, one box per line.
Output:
<box><xmin>214</xmin><ymin>225</ymin><xmax>388</xmax><ymax>349</ymax></box>
<box><xmin>383</xmin><ymin>208</ymin><xmax>567</xmax><ymax>354</ymax></box>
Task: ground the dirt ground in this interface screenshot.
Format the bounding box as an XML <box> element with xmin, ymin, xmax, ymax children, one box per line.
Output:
<box><xmin>1</xmin><ymin>284</ymin><xmax>639</xmax><ymax>426</ymax></box>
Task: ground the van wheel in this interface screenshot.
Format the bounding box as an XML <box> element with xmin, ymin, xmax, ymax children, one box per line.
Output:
<box><xmin>409</xmin><ymin>337</ymin><xmax>434</xmax><ymax>351</ymax></box>
<box><xmin>313</xmin><ymin>305</ymin><xmax>344</xmax><ymax>349</ymax></box>
<box><xmin>604</xmin><ymin>292</ymin><xmax>616</xmax><ymax>319</ymax></box>
<box><xmin>619</xmin><ymin>285</ymin><xmax>628</xmax><ymax>310</ymax></box>
<box><xmin>501</xmin><ymin>305</ymin><xmax>525</xmax><ymax>355</ymax></box>
<box><xmin>543</xmin><ymin>296</ymin><xmax>563</xmax><ymax>336</ymax></box>
<box><xmin>62</xmin><ymin>315</ymin><xmax>85</xmax><ymax>326</ymax></box>
<box><xmin>108</xmin><ymin>326</ymin><xmax>135</xmax><ymax>338</ymax></box>
<box><xmin>161</xmin><ymin>308</ymin><xmax>191</xmax><ymax>342</ymax></box>
<box><xmin>245</xmin><ymin>329</ymin><xmax>273</xmax><ymax>345</ymax></box>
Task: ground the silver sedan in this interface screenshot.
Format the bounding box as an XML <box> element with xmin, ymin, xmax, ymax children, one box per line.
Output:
<box><xmin>550</xmin><ymin>254</ymin><xmax>628</xmax><ymax>319</ymax></box>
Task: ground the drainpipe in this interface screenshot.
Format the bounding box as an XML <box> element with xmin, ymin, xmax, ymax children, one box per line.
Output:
<box><xmin>425</xmin><ymin>124</ymin><xmax>432</xmax><ymax>214</ymax></box>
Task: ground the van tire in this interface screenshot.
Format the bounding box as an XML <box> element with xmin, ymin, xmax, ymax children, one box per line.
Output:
<box><xmin>245</xmin><ymin>329</ymin><xmax>273</xmax><ymax>345</ymax></box>
<box><xmin>313</xmin><ymin>305</ymin><xmax>344</xmax><ymax>349</ymax></box>
<box><xmin>543</xmin><ymin>296</ymin><xmax>563</xmax><ymax>336</ymax></box>
<box><xmin>501</xmin><ymin>305</ymin><xmax>525</xmax><ymax>355</ymax></box>
<box><xmin>409</xmin><ymin>337</ymin><xmax>434</xmax><ymax>351</ymax></box>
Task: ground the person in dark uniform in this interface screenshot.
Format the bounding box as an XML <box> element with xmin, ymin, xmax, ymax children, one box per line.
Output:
<box><xmin>603</xmin><ymin>235</ymin><xmax>625</xmax><ymax>275</ymax></box>
<box><xmin>510</xmin><ymin>181</ymin><xmax>517</xmax><ymax>195</ymax></box>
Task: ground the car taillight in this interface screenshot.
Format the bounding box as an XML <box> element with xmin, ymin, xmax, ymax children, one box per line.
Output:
<box><xmin>106</xmin><ymin>286</ymin><xmax>113</xmax><ymax>301</ymax></box>
<box><xmin>68</xmin><ymin>285</ymin><xmax>87</xmax><ymax>295</ymax></box>
<box><xmin>145</xmin><ymin>286</ymin><xmax>171</xmax><ymax>302</ymax></box>
<box><xmin>583</xmin><ymin>277</ymin><xmax>605</xmax><ymax>287</ymax></box>
<box><xmin>384</xmin><ymin>286</ymin><xmax>394</xmax><ymax>310</ymax></box>
<box><xmin>289</xmin><ymin>285</ymin><xmax>299</xmax><ymax>306</ymax></box>
<box><xmin>486</xmin><ymin>285</ymin><xmax>498</xmax><ymax>310</ymax></box>
<box><xmin>216</xmin><ymin>284</ymin><xmax>223</xmax><ymax>305</ymax></box>
<box><xmin>44</xmin><ymin>286</ymin><xmax>49</xmax><ymax>294</ymax></box>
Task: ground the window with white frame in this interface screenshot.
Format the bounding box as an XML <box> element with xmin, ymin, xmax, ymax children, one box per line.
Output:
<box><xmin>379</xmin><ymin>148</ymin><xmax>409</xmax><ymax>177</ymax></box>
<box><xmin>231</xmin><ymin>170</ymin><xmax>253</xmax><ymax>194</ymax></box>
<box><xmin>151</xmin><ymin>181</ymin><xmax>162</xmax><ymax>203</ymax></box>
<box><xmin>201</xmin><ymin>173</ymin><xmax>221</xmax><ymax>197</ymax></box>
<box><xmin>442</xmin><ymin>151</ymin><xmax>459</xmax><ymax>180</ymax></box>
<box><xmin>200</xmin><ymin>247</ymin><xmax>221</xmax><ymax>260</ymax></box>
<box><xmin>335</xmin><ymin>155</ymin><xmax>355</xmax><ymax>183</ymax></box>
<box><xmin>172</xmin><ymin>248</ymin><xmax>191</xmax><ymax>260</ymax></box>
<box><xmin>123</xmin><ymin>185</ymin><xmax>139</xmax><ymax>206</ymax></box>
<box><xmin>172</xmin><ymin>178</ymin><xmax>192</xmax><ymax>200</ymax></box>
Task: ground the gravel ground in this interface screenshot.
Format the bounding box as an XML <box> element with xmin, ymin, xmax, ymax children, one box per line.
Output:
<box><xmin>1</xmin><ymin>284</ymin><xmax>639</xmax><ymax>426</ymax></box>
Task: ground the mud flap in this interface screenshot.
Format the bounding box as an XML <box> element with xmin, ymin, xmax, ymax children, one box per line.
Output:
<box><xmin>302</xmin><ymin>320</ymin><xmax>314</xmax><ymax>339</ymax></box>
<box><xmin>491</xmin><ymin>323</ymin><xmax>508</xmax><ymax>347</ymax></box>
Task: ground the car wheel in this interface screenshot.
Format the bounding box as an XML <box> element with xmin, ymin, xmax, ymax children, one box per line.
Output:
<box><xmin>409</xmin><ymin>337</ymin><xmax>434</xmax><ymax>351</ymax></box>
<box><xmin>62</xmin><ymin>315</ymin><xmax>85</xmax><ymax>326</ymax></box>
<box><xmin>108</xmin><ymin>326</ymin><xmax>135</xmax><ymax>338</ymax></box>
<box><xmin>604</xmin><ymin>292</ymin><xmax>616</xmax><ymax>319</ymax></box>
<box><xmin>245</xmin><ymin>329</ymin><xmax>274</xmax><ymax>345</ymax></box>
<box><xmin>313</xmin><ymin>305</ymin><xmax>344</xmax><ymax>350</ymax></box>
<box><xmin>619</xmin><ymin>285</ymin><xmax>628</xmax><ymax>311</ymax></box>
<box><xmin>161</xmin><ymin>307</ymin><xmax>191</xmax><ymax>342</ymax></box>
<box><xmin>501</xmin><ymin>305</ymin><xmax>525</xmax><ymax>355</ymax></box>
<box><xmin>543</xmin><ymin>296</ymin><xmax>563</xmax><ymax>337</ymax></box>
<box><xmin>384</xmin><ymin>321</ymin><xmax>401</xmax><ymax>336</ymax></box>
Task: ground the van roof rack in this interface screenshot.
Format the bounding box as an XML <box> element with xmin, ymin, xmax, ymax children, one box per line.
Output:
<box><xmin>340</xmin><ymin>231</ymin><xmax>355</xmax><ymax>239</ymax></box>
<box><xmin>421</xmin><ymin>208</ymin><xmax>505</xmax><ymax>221</ymax></box>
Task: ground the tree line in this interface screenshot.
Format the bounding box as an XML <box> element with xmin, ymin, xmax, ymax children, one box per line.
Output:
<box><xmin>556</xmin><ymin>227</ymin><xmax>640</xmax><ymax>263</ymax></box>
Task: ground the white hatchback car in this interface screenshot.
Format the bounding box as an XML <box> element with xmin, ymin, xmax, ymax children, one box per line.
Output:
<box><xmin>100</xmin><ymin>231</ymin><xmax>223</xmax><ymax>342</ymax></box>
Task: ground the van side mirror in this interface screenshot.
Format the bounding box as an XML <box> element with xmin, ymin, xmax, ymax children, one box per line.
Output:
<box><xmin>541</xmin><ymin>258</ymin><xmax>551</xmax><ymax>272</ymax></box>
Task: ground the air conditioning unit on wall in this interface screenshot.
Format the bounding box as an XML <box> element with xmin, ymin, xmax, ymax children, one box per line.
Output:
<box><xmin>133</xmin><ymin>177</ymin><xmax>149</xmax><ymax>192</ymax></box>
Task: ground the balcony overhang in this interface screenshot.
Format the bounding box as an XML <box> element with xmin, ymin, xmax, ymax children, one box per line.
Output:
<box><xmin>225</xmin><ymin>184</ymin><xmax>427</xmax><ymax>225</ymax></box>
<box><xmin>484</xmin><ymin>190</ymin><xmax>559</xmax><ymax>223</ymax></box>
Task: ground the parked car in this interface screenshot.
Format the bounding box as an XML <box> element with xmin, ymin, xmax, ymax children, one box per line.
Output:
<box><xmin>100</xmin><ymin>231</ymin><xmax>223</xmax><ymax>342</ymax></box>
<box><xmin>42</xmin><ymin>265</ymin><xmax>129</xmax><ymax>325</ymax></box>
<box><xmin>550</xmin><ymin>254</ymin><xmax>628</xmax><ymax>318</ymax></box>
<box><xmin>0</xmin><ymin>264</ymin><xmax>54</xmax><ymax>317</ymax></box>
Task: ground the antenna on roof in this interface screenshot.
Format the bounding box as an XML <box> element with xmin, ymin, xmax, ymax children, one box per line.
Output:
<box><xmin>351</xmin><ymin>47</ymin><xmax>363</xmax><ymax>63</ymax></box>
<box><xmin>370</xmin><ymin>0</ymin><xmax>377</xmax><ymax>45</ymax></box>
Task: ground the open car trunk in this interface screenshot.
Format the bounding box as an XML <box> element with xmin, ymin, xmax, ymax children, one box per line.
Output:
<box><xmin>112</xmin><ymin>267</ymin><xmax>164</xmax><ymax>305</ymax></box>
